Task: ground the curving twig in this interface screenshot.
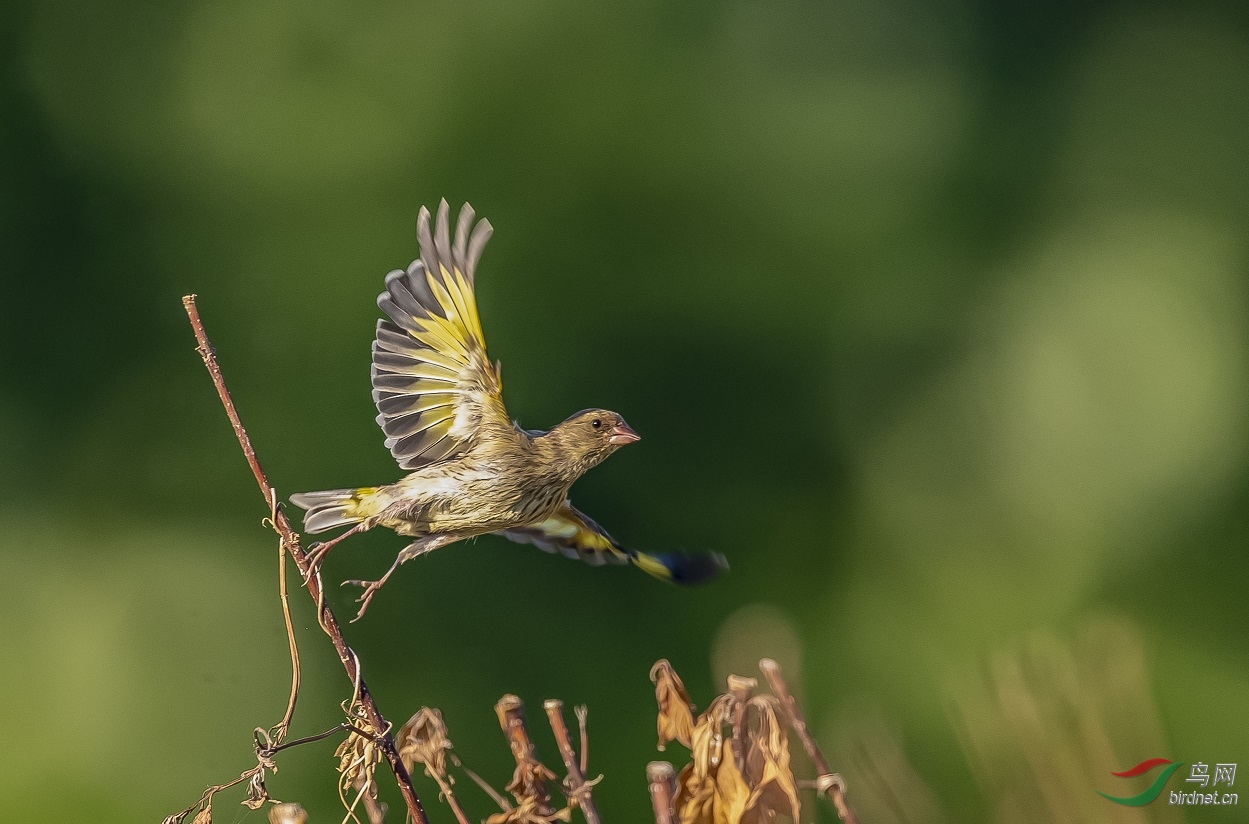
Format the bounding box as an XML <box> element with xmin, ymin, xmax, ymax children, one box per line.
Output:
<box><xmin>182</xmin><ymin>295</ymin><xmax>429</xmax><ymax>824</ymax></box>
<box><xmin>268</xmin><ymin>487</ymin><xmax>301</xmax><ymax>745</ymax></box>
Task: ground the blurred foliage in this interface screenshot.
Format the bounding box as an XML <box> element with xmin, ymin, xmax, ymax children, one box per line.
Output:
<box><xmin>2</xmin><ymin>0</ymin><xmax>1248</xmax><ymax>821</ymax></box>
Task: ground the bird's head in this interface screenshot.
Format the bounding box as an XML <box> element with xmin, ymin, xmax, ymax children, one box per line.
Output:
<box><xmin>546</xmin><ymin>408</ymin><xmax>640</xmax><ymax>474</ymax></box>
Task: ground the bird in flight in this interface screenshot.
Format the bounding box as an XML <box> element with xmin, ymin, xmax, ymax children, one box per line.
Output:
<box><xmin>291</xmin><ymin>200</ymin><xmax>727</xmax><ymax>619</ymax></box>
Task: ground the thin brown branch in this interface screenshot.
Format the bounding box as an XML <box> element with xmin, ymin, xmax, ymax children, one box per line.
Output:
<box><xmin>544</xmin><ymin>699</ymin><xmax>603</xmax><ymax>824</ymax></box>
<box><xmin>495</xmin><ymin>694</ymin><xmax>558</xmax><ymax>817</ymax></box>
<box><xmin>759</xmin><ymin>658</ymin><xmax>860</xmax><ymax>824</ymax></box>
<box><xmin>646</xmin><ymin>761</ymin><xmax>677</xmax><ymax>824</ymax></box>
<box><xmin>427</xmin><ymin>766</ymin><xmax>473</xmax><ymax>824</ymax></box>
<box><xmin>259</xmin><ymin>722</ymin><xmax>356</xmax><ymax>757</ymax></box>
<box><xmin>574</xmin><ymin>704</ymin><xmax>590</xmax><ymax>777</ymax></box>
<box><xmin>451</xmin><ymin>753</ymin><xmax>512</xmax><ymax>812</ymax></box>
<box><xmin>162</xmin><ymin>767</ymin><xmax>259</xmax><ymax>824</ymax></box>
<box><xmin>181</xmin><ymin>295</ymin><xmax>429</xmax><ymax>824</ymax></box>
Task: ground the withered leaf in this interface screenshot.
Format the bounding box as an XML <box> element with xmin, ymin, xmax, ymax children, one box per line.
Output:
<box><xmin>675</xmin><ymin>737</ymin><xmax>751</xmax><ymax>824</ymax></box>
<box><xmin>191</xmin><ymin>807</ymin><xmax>212</xmax><ymax>824</ymax></box>
<box><xmin>336</xmin><ymin>722</ymin><xmax>383</xmax><ymax>818</ymax></box>
<box><xmin>685</xmin><ymin>696</ymin><xmax>727</xmax><ymax>788</ymax></box>
<box><xmin>741</xmin><ymin>698</ymin><xmax>800</xmax><ymax>824</ymax></box>
<box><xmin>242</xmin><ymin>769</ymin><xmax>270</xmax><ymax>810</ymax></box>
<box><xmin>651</xmin><ymin>660</ymin><xmax>697</xmax><ymax>750</ymax></box>
<box><xmin>485</xmin><ymin>797</ymin><xmax>573</xmax><ymax>824</ymax></box>
<box><xmin>675</xmin><ymin>761</ymin><xmax>715</xmax><ymax>824</ymax></box>
<box><xmin>673</xmin><ymin>694</ymin><xmax>743</xmax><ymax>824</ymax></box>
<box><xmin>396</xmin><ymin>707</ymin><xmax>453</xmax><ymax>779</ymax></box>
<box><xmin>715</xmin><ymin>739</ymin><xmax>751</xmax><ymax>824</ymax></box>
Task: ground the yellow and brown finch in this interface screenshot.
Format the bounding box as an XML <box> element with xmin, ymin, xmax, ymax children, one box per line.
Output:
<box><xmin>292</xmin><ymin>200</ymin><xmax>727</xmax><ymax>618</ymax></box>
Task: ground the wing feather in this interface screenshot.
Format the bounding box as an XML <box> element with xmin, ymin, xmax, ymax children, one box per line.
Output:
<box><xmin>466</xmin><ymin>220</ymin><xmax>492</xmax><ymax>281</ymax></box>
<box><xmin>497</xmin><ymin>504</ymin><xmax>630</xmax><ymax>567</ymax></box>
<box><xmin>497</xmin><ymin>503</ymin><xmax>730</xmax><ymax>585</ymax></box>
<box><xmin>453</xmin><ymin>203</ymin><xmax>474</xmax><ymax>270</ymax></box>
<box><xmin>372</xmin><ymin>200</ymin><xmax>509</xmax><ymax>469</ymax></box>
<box><xmin>372</xmin><ymin>346</ymin><xmax>465</xmax><ymax>376</ymax></box>
<box><xmin>434</xmin><ymin>199</ymin><xmax>453</xmax><ymax>272</ymax></box>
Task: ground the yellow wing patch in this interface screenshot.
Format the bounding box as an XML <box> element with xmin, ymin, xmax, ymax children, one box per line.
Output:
<box><xmin>372</xmin><ymin>201</ymin><xmax>507</xmax><ymax>470</ymax></box>
<box><xmin>497</xmin><ymin>504</ymin><xmax>629</xmax><ymax>566</ymax></box>
<box><xmin>497</xmin><ymin>503</ymin><xmax>729</xmax><ymax>585</ymax></box>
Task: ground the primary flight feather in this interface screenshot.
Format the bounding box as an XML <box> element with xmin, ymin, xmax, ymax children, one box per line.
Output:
<box><xmin>291</xmin><ymin>200</ymin><xmax>727</xmax><ymax>619</ymax></box>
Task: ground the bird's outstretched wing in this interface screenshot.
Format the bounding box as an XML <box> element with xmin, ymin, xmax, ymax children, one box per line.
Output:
<box><xmin>497</xmin><ymin>503</ymin><xmax>728</xmax><ymax>585</ymax></box>
<box><xmin>373</xmin><ymin>200</ymin><xmax>511</xmax><ymax>469</ymax></box>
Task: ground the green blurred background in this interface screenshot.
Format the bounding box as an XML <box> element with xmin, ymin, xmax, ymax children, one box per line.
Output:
<box><xmin>2</xmin><ymin>0</ymin><xmax>1247</xmax><ymax>821</ymax></box>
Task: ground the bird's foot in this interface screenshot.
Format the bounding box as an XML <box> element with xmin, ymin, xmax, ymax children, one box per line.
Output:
<box><xmin>342</xmin><ymin>578</ymin><xmax>386</xmax><ymax>622</ymax></box>
<box><xmin>302</xmin><ymin>543</ymin><xmax>329</xmax><ymax>583</ymax></box>
<box><xmin>301</xmin><ymin>523</ymin><xmax>367</xmax><ymax>584</ymax></box>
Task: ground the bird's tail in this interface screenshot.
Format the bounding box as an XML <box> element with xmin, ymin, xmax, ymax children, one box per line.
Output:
<box><xmin>629</xmin><ymin>549</ymin><xmax>729</xmax><ymax>586</ymax></box>
<box><xmin>289</xmin><ymin>487</ymin><xmax>380</xmax><ymax>534</ymax></box>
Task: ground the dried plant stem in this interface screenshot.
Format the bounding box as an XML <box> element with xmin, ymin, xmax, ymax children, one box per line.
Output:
<box><xmin>427</xmin><ymin>766</ymin><xmax>472</xmax><ymax>824</ymax></box>
<box><xmin>452</xmin><ymin>754</ymin><xmax>512</xmax><ymax>812</ymax></box>
<box><xmin>165</xmin><ymin>768</ymin><xmax>261</xmax><ymax>824</ymax></box>
<box><xmin>262</xmin><ymin>723</ymin><xmax>357</xmax><ymax>756</ymax></box>
<box><xmin>544</xmin><ymin>699</ymin><xmax>603</xmax><ymax>824</ymax></box>
<box><xmin>272</xmin><ymin>492</ymin><xmax>300</xmax><ymax>743</ymax></box>
<box><xmin>353</xmin><ymin>776</ymin><xmax>388</xmax><ymax>824</ymax></box>
<box><xmin>182</xmin><ymin>295</ymin><xmax>429</xmax><ymax>824</ymax></box>
<box><xmin>495</xmin><ymin>694</ymin><xmax>558</xmax><ymax>817</ymax></box>
<box><xmin>758</xmin><ymin>658</ymin><xmax>860</xmax><ymax>824</ymax></box>
<box><xmin>646</xmin><ymin>762</ymin><xmax>677</xmax><ymax>824</ymax></box>
<box><xmin>727</xmin><ymin>675</ymin><xmax>756</xmax><ymax>772</ymax></box>
<box><xmin>575</xmin><ymin>704</ymin><xmax>590</xmax><ymax>777</ymax></box>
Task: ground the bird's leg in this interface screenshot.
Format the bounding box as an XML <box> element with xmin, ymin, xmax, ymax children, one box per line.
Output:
<box><xmin>303</xmin><ymin>522</ymin><xmax>369</xmax><ymax>582</ymax></box>
<box><xmin>343</xmin><ymin>535</ymin><xmax>455</xmax><ymax>622</ymax></box>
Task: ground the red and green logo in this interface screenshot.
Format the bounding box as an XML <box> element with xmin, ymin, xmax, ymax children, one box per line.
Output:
<box><xmin>1097</xmin><ymin>758</ymin><xmax>1184</xmax><ymax>806</ymax></box>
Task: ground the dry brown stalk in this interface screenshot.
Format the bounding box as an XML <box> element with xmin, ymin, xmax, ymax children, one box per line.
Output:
<box><xmin>646</xmin><ymin>761</ymin><xmax>678</xmax><ymax>824</ymax></box>
<box><xmin>493</xmin><ymin>694</ymin><xmax>562</xmax><ymax>822</ymax></box>
<box><xmin>452</xmin><ymin>752</ymin><xmax>513</xmax><ymax>812</ymax></box>
<box><xmin>758</xmin><ymin>658</ymin><xmax>859</xmax><ymax>824</ymax></box>
<box><xmin>726</xmin><ymin>675</ymin><xmax>756</xmax><ymax>773</ymax></box>
<box><xmin>574</xmin><ymin>705</ymin><xmax>590</xmax><ymax>777</ymax></box>
<box><xmin>272</xmin><ymin>509</ymin><xmax>301</xmax><ymax>744</ymax></box>
<box><xmin>543</xmin><ymin>699</ymin><xmax>603</xmax><ymax>824</ymax></box>
<box><xmin>180</xmin><ymin>295</ymin><xmax>429</xmax><ymax>824</ymax></box>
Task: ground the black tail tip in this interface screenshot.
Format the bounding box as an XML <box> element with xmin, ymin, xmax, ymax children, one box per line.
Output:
<box><xmin>660</xmin><ymin>552</ymin><xmax>729</xmax><ymax>585</ymax></box>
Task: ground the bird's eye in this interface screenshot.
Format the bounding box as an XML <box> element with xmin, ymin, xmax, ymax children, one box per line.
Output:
<box><xmin>591</xmin><ymin>418</ymin><xmax>602</xmax><ymax>429</ymax></box>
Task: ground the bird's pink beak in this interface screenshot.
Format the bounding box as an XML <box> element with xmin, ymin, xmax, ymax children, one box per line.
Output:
<box><xmin>608</xmin><ymin>422</ymin><xmax>640</xmax><ymax>445</ymax></box>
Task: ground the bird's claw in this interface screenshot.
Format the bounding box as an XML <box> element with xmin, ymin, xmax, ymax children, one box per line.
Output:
<box><xmin>342</xmin><ymin>579</ymin><xmax>383</xmax><ymax>622</ymax></box>
<box><xmin>302</xmin><ymin>542</ymin><xmax>330</xmax><ymax>584</ymax></box>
